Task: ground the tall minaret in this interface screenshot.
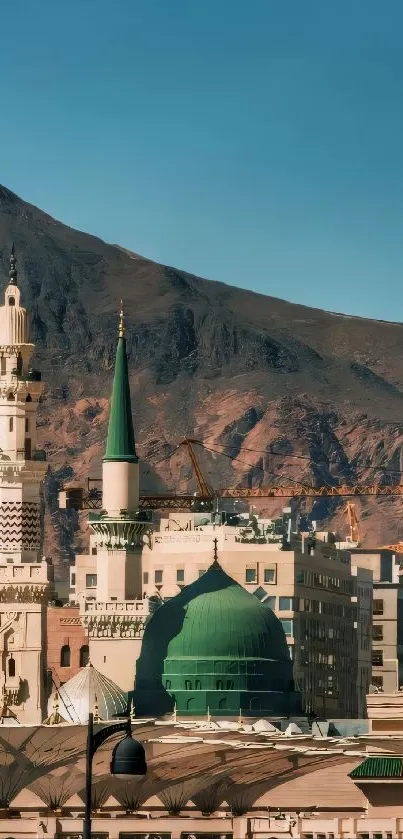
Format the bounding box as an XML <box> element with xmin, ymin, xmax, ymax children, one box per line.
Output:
<box><xmin>0</xmin><ymin>247</ymin><xmax>50</xmax><ymax>726</ymax></box>
<box><xmin>88</xmin><ymin>304</ymin><xmax>150</xmax><ymax>602</ymax></box>
<box><xmin>102</xmin><ymin>302</ymin><xmax>139</xmax><ymax>516</ymax></box>
<box><xmin>0</xmin><ymin>246</ymin><xmax>47</xmax><ymax>562</ymax></box>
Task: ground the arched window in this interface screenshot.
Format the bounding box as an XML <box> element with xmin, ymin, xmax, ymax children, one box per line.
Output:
<box><xmin>185</xmin><ymin>679</ymin><xmax>192</xmax><ymax>690</ymax></box>
<box><xmin>1</xmin><ymin>357</ymin><xmax>6</xmax><ymax>375</ymax></box>
<box><xmin>16</xmin><ymin>354</ymin><xmax>22</xmax><ymax>375</ymax></box>
<box><xmin>79</xmin><ymin>644</ymin><xmax>89</xmax><ymax>667</ymax></box>
<box><xmin>7</xmin><ymin>393</ymin><xmax>14</xmax><ymax>401</ymax></box>
<box><xmin>216</xmin><ymin>680</ymin><xmax>223</xmax><ymax>690</ymax></box>
<box><xmin>8</xmin><ymin>296</ymin><xmax>15</xmax><ymax>307</ymax></box>
<box><xmin>60</xmin><ymin>645</ymin><xmax>71</xmax><ymax>668</ymax></box>
<box><xmin>195</xmin><ymin>679</ymin><xmax>201</xmax><ymax>690</ymax></box>
<box><xmin>165</xmin><ymin>679</ymin><xmax>171</xmax><ymax>690</ymax></box>
<box><xmin>26</xmin><ymin>394</ymin><xmax>32</xmax><ymax>403</ymax></box>
<box><xmin>8</xmin><ymin>657</ymin><xmax>15</xmax><ymax>678</ymax></box>
<box><xmin>25</xmin><ymin>418</ymin><xmax>29</xmax><ymax>432</ymax></box>
<box><xmin>9</xmin><ymin>417</ymin><xmax>13</xmax><ymax>432</ymax></box>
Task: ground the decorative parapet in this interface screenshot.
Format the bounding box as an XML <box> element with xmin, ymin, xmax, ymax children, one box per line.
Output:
<box><xmin>89</xmin><ymin>516</ymin><xmax>153</xmax><ymax>550</ymax></box>
<box><xmin>81</xmin><ymin>598</ymin><xmax>150</xmax><ymax>639</ymax></box>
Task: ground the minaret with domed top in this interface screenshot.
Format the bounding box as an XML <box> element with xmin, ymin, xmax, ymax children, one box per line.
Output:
<box><xmin>0</xmin><ymin>247</ymin><xmax>50</xmax><ymax>725</ymax></box>
<box><xmin>0</xmin><ymin>246</ymin><xmax>47</xmax><ymax>562</ymax></box>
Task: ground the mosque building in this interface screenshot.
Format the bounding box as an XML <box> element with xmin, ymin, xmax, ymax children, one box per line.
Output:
<box><xmin>2</xmin><ymin>246</ymin><xmax>403</xmax><ymax>839</ymax></box>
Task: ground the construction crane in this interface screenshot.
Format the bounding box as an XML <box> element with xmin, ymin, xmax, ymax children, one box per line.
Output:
<box><xmin>58</xmin><ymin>437</ymin><xmax>403</xmax><ymax>511</ymax></box>
<box><xmin>344</xmin><ymin>501</ymin><xmax>361</xmax><ymax>545</ymax></box>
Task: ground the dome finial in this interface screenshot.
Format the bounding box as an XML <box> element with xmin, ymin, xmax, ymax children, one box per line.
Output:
<box><xmin>210</xmin><ymin>537</ymin><xmax>220</xmax><ymax>569</ymax></box>
<box><xmin>118</xmin><ymin>299</ymin><xmax>125</xmax><ymax>338</ymax></box>
<box><xmin>9</xmin><ymin>243</ymin><xmax>17</xmax><ymax>285</ymax></box>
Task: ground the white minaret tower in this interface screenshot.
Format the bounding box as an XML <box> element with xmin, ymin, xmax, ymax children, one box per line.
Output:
<box><xmin>0</xmin><ymin>247</ymin><xmax>51</xmax><ymax>725</ymax></box>
<box><xmin>0</xmin><ymin>246</ymin><xmax>47</xmax><ymax>562</ymax></box>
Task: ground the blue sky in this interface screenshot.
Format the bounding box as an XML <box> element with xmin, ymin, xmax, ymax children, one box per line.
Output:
<box><xmin>1</xmin><ymin>0</ymin><xmax>403</xmax><ymax>320</ymax></box>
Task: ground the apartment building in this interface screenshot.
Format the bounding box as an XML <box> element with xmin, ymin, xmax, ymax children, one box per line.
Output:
<box><xmin>142</xmin><ymin>511</ymin><xmax>373</xmax><ymax>717</ymax></box>
<box><xmin>351</xmin><ymin>548</ymin><xmax>403</xmax><ymax>693</ymax></box>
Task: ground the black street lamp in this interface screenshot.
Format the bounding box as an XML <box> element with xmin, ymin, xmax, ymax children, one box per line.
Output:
<box><xmin>83</xmin><ymin>711</ymin><xmax>147</xmax><ymax>839</ymax></box>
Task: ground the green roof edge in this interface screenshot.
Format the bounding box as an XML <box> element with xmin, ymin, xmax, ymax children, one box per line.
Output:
<box><xmin>349</xmin><ymin>756</ymin><xmax>403</xmax><ymax>779</ymax></box>
<box><xmin>103</xmin><ymin>335</ymin><xmax>138</xmax><ymax>463</ymax></box>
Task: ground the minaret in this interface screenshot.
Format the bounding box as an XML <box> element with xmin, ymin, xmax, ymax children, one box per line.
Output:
<box><xmin>0</xmin><ymin>247</ymin><xmax>50</xmax><ymax>725</ymax></box>
<box><xmin>88</xmin><ymin>304</ymin><xmax>151</xmax><ymax>603</ymax></box>
<box><xmin>0</xmin><ymin>246</ymin><xmax>47</xmax><ymax>562</ymax></box>
<box><xmin>102</xmin><ymin>302</ymin><xmax>139</xmax><ymax>516</ymax></box>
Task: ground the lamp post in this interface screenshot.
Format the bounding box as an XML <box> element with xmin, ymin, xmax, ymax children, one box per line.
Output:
<box><xmin>83</xmin><ymin>711</ymin><xmax>147</xmax><ymax>839</ymax></box>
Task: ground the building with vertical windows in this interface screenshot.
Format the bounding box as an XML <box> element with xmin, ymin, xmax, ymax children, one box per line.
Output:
<box><xmin>142</xmin><ymin>517</ymin><xmax>372</xmax><ymax>717</ymax></box>
<box><xmin>350</xmin><ymin>548</ymin><xmax>403</xmax><ymax>694</ymax></box>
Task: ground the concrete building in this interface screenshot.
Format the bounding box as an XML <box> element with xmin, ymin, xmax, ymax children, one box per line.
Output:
<box><xmin>0</xmin><ymin>247</ymin><xmax>51</xmax><ymax>724</ymax></box>
<box><xmin>143</xmin><ymin>514</ymin><xmax>372</xmax><ymax>717</ymax></box>
<box><xmin>351</xmin><ymin>547</ymin><xmax>403</xmax><ymax>693</ymax></box>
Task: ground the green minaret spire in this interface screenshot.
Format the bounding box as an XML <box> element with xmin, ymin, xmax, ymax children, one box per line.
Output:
<box><xmin>103</xmin><ymin>302</ymin><xmax>138</xmax><ymax>463</ymax></box>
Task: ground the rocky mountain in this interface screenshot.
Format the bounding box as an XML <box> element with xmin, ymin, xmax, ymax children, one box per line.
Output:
<box><xmin>1</xmin><ymin>183</ymin><xmax>403</xmax><ymax>571</ymax></box>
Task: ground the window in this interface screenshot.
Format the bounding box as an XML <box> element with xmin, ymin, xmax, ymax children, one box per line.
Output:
<box><xmin>91</xmin><ymin>547</ymin><xmax>97</xmax><ymax>555</ymax></box>
<box><xmin>372</xmin><ymin>624</ymin><xmax>383</xmax><ymax>641</ymax></box>
<box><xmin>372</xmin><ymin>650</ymin><xmax>383</xmax><ymax>667</ymax></box>
<box><xmin>60</xmin><ymin>645</ymin><xmax>71</xmax><ymax>668</ymax></box>
<box><xmin>8</xmin><ymin>296</ymin><xmax>15</xmax><ymax>307</ymax></box>
<box><xmin>154</xmin><ymin>569</ymin><xmax>163</xmax><ymax>584</ymax></box>
<box><xmin>280</xmin><ymin>619</ymin><xmax>293</xmax><ymax>637</ymax></box>
<box><xmin>216</xmin><ymin>680</ymin><xmax>223</xmax><ymax>690</ymax></box>
<box><xmin>86</xmin><ymin>574</ymin><xmax>97</xmax><ymax>588</ymax></box>
<box><xmin>7</xmin><ymin>392</ymin><xmax>14</xmax><ymax>401</ymax></box>
<box><xmin>165</xmin><ymin>679</ymin><xmax>171</xmax><ymax>690</ymax></box>
<box><xmin>25</xmin><ymin>438</ymin><xmax>31</xmax><ymax>459</ymax></box>
<box><xmin>79</xmin><ymin>645</ymin><xmax>89</xmax><ymax>667</ymax></box>
<box><xmin>185</xmin><ymin>680</ymin><xmax>192</xmax><ymax>690</ymax></box>
<box><xmin>295</xmin><ymin>569</ymin><xmax>304</xmax><ymax>584</ymax></box>
<box><xmin>143</xmin><ymin>571</ymin><xmax>149</xmax><ymax>584</ymax></box>
<box><xmin>1</xmin><ymin>357</ymin><xmax>5</xmax><ymax>375</ymax></box>
<box><xmin>227</xmin><ymin>680</ymin><xmax>234</xmax><ymax>689</ymax></box>
<box><xmin>372</xmin><ymin>675</ymin><xmax>383</xmax><ymax>688</ymax></box>
<box><xmin>9</xmin><ymin>417</ymin><xmax>13</xmax><ymax>432</ymax></box>
<box><xmin>176</xmin><ymin>568</ymin><xmax>185</xmax><ymax>583</ymax></box>
<box><xmin>71</xmin><ymin>573</ymin><xmax>76</xmax><ymax>586</ymax></box>
<box><xmin>8</xmin><ymin>657</ymin><xmax>15</xmax><ymax>678</ymax></box>
<box><xmin>25</xmin><ymin>418</ymin><xmax>29</xmax><ymax>432</ymax></box>
<box><xmin>373</xmin><ymin>599</ymin><xmax>384</xmax><ymax>615</ymax></box>
<box><xmin>195</xmin><ymin>679</ymin><xmax>201</xmax><ymax>690</ymax></box>
<box><xmin>264</xmin><ymin>568</ymin><xmax>275</xmax><ymax>583</ymax></box>
<box><xmin>279</xmin><ymin>596</ymin><xmax>293</xmax><ymax>611</ymax></box>
<box><xmin>245</xmin><ymin>568</ymin><xmax>257</xmax><ymax>584</ymax></box>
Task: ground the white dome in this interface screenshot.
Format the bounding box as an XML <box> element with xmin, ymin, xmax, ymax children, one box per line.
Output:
<box><xmin>49</xmin><ymin>664</ymin><xmax>128</xmax><ymax>724</ymax></box>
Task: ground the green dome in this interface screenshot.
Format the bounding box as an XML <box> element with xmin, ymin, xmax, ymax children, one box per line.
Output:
<box><xmin>165</xmin><ymin>563</ymin><xmax>289</xmax><ymax>660</ymax></box>
<box><xmin>135</xmin><ymin>561</ymin><xmax>301</xmax><ymax>718</ymax></box>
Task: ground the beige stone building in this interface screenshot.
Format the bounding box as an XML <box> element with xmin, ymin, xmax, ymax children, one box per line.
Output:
<box><xmin>351</xmin><ymin>547</ymin><xmax>403</xmax><ymax>693</ymax></box>
<box><xmin>142</xmin><ymin>513</ymin><xmax>372</xmax><ymax>718</ymax></box>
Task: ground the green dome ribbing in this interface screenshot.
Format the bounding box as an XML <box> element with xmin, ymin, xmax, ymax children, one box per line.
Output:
<box><xmin>135</xmin><ymin>562</ymin><xmax>301</xmax><ymax>718</ymax></box>
<box><xmin>104</xmin><ymin>335</ymin><xmax>138</xmax><ymax>463</ymax></box>
<box><xmin>165</xmin><ymin>564</ymin><xmax>289</xmax><ymax>660</ymax></box>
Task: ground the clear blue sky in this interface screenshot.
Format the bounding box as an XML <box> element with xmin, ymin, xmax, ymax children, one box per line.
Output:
<box><xmin>1</xmin><ymin>0</ymin><xmax>403</xmax><ymax>320</ymax></box>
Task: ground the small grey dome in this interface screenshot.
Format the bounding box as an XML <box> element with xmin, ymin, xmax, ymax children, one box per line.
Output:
<box><xmin>49</xmin><ymin>663</ymin><xmax>128</xmax><ymax>724</ymax></box>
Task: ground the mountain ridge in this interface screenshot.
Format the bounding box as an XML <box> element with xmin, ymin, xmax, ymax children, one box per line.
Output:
<box><xmin>1</xmin><ymin>183</ymin><xmax>403</xmax><ymax>568</ymax></box>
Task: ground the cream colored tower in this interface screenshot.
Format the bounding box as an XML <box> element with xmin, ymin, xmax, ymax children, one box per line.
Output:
<box><xmin>0</xmin><ymin>247</ymin><xmax>51</xmax><ymax>723</ymax></box>
<box><xmin>77</xmin><ymin>306</ymin><xmax>152</xmax><ymax>690</ymax></box>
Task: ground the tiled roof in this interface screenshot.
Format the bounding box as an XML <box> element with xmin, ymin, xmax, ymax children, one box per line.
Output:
<box><xmin>350</xmin><ymin>756</ymin><xmax>403</xmax><ymax>779</ymax></box>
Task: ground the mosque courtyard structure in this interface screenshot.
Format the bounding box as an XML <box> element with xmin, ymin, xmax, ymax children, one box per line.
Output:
<box><xmin>1</xmin><ymin>247</ymin><xmax>403</xmax><ymax>837</ymax></box>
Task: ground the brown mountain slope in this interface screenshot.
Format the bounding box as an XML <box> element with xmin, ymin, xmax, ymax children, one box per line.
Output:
<box><xmin>1</xmin><ymin>183</ymin><xmax>403</xmax><ymax>568</ymax></box>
